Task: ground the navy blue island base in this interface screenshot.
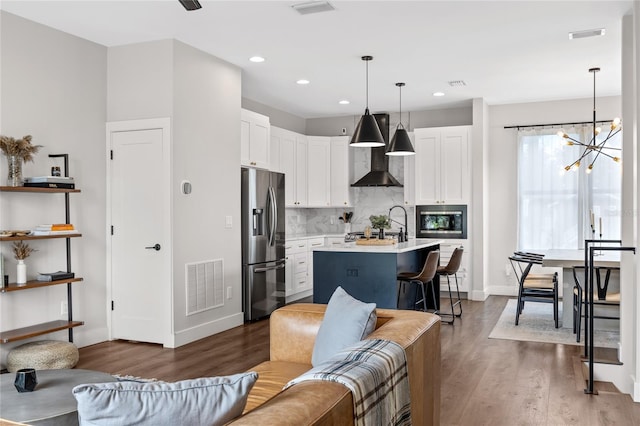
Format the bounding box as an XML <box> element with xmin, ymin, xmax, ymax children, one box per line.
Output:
<box><xmin>312</xmin><ymin>240</ymin><xmax>441</xmax><ymax>310</ymax></box>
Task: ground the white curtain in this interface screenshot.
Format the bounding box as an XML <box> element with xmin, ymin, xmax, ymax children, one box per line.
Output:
<box><xmin>517</xmin><ymin>125</ymin><xmax>621</xmax><ymax>251</ymax></box>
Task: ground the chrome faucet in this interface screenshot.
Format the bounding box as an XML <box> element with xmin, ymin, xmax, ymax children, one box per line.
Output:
<box><xmin>388</xmin><ymin>205</ymin><xmax>408</xmax><ymax>242</ymax></box>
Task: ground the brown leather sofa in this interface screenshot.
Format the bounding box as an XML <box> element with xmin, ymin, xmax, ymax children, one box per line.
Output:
<box><xmin>230</xmin><ymin>303</ymin><xmax>441</xmax><ymax>425</ymax></box>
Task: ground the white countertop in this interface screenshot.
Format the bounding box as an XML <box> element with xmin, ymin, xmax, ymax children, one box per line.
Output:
<box><xmin>286</xmin><ymin>233</ymin><xmax>344</xmax><ymax>241</ymax></box>
<box><xmin>313</xmin><ymin>238</ymin><xmax>443</xmax><ymax>254</ymax></box>
<box><xmin>539</xmin><ymin>249</ymin><xmax>621</xmax><ymax>268</ymax></box>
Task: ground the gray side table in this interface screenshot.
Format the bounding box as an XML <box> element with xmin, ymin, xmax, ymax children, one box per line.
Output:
<box><xmin>0</xmin><ymin>369</ymin><xmax>116</xmax><ymax>426</ymax></box>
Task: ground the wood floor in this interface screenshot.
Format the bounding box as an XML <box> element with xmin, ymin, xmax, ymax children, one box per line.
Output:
<box><xmin>76</xmin><ymin>296</ymin><xmax>640</xmax><ymax>425</ymax></box>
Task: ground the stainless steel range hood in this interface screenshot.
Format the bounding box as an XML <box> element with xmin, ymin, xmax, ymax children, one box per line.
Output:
<box><xmin>351</xmin><ymin>113</ymin><xmax>403</xmax><ymax>187</ymax></box>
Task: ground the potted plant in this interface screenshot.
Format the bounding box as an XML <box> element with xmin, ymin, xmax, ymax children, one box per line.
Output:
<box><xmin>13</xmin><ymin>241</ymin><xmax>35</xmax><ymax>285</ymax></box>
<box><xmin>369</xmin><ymin>215</ymin><xmax>391</xmax><ymax>239</ymax></box>
<box><xmin>0</xmin><ymin>135</ymin><xmax>42</xmax><ymax>186</ymax></box>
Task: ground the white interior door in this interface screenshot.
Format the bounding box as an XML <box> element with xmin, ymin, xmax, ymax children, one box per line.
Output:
<box><xmin>109</xmin><ymin>122</ymin><xmax>170</xmax><ymax>345</ymax></box>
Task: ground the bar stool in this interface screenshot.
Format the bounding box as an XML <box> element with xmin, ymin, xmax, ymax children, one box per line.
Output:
<box><xmin>436</xmin><ymin>247</ymin><xmax>464</xmax><ymax>324</ymax></box>
<box><xmin>396</xmin><ymin>250</ymin><xmax>439</xmax><ymax>313</ymax></box>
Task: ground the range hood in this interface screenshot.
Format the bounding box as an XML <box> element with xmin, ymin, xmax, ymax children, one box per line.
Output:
<box><xmin>351</xmin><ymin>113</ymin><xmax>403</xmax><ymax>187</ymax></box>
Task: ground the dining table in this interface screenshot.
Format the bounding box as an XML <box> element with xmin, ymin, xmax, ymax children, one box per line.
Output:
<box><xmin>539</xmin><ymin>249</ymin><xmax>620</xmax><ymax>329</ymax></box>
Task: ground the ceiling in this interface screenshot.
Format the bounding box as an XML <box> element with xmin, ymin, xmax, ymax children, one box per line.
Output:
<box><xmin>0</xmin><ymin>1</ymin><xmax>633</xmax><ymax>119</ymax></box>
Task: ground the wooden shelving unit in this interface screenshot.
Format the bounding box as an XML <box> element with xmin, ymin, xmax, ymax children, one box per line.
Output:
<box><xmin>0</xmin><ymin>233</ymin><xmax>82</xmax><ymax>242</ymax></box>
<box><xmin>0</xmin><ymin>167</ymin><xmax>83</xmax><ymax>343</ymax></box>
<box><xmin>0</xmin><ymin>320</ymin><xmax>84</xmax><ymax>343</ymax></box>
<box><xmin>0</xmin><ymin>186</ymin><xmax>80</xmax><ymax>193</ymax></box>
<box><xmin>1</xmin><ymin>277</ymin><xmax>83</xmax><ymax>293</ymax></box>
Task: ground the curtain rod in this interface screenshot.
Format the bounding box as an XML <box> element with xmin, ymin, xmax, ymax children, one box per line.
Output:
<box><xmin>504</xmin><ymin>119</ymin><xmax>614</xmax><ymax>130</ymax></box>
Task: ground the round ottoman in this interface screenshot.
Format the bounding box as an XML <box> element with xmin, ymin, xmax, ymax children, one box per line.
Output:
<box><xmin>7</xmin><ymin>340</ymin><xmax>79</xmax><ymax>372</ymax></box>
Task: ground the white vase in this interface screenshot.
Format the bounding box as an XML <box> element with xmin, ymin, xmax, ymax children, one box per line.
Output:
<box><xmin>16</xmin><ymin>259</ymin><xmax>26</xmax><ymax>284</ymax></box>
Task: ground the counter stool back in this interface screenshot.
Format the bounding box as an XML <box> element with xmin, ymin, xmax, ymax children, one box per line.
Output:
<box><xmin>396</xmin><ymin>250</ymin><xmax>440</xmax><ymax>313</ymax></box>
<box><xmin>436</xmin><ymin>247</ymin><xmax>464</xmax><ymax>324</ymax></box>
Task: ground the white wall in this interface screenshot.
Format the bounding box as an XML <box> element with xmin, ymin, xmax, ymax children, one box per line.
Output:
<box><xmin>242</xmin><ymin>97</ymin><xmax>305</xmax><ymax>134</ymax></box>
<box><xmin>486</xmin><ymin>96</ymin><xmax>622</xmax><ymax>297</ymax></box>
<box><xmin>171</xmin><ymin>40</ymin><xmax>242</xmax><ymax>344</ymax></box>
<box><xmin>0</xmin><ymin>11</ymin><xmax>108</xmax><ymax>366</ymax></box>
<box><xmin>107</xmin><ymin>40</ymin><xmax>173</xmax><ymax>122</ymax></box>
<box><xmin>107</xmin><ymin>39</ymin><xmax>243</xmax><ymax>347</ymax></box>
<box><xmin>305</xmin><ymin>106</ymin><xmax>472</xmax><ymax>137</ymax></box>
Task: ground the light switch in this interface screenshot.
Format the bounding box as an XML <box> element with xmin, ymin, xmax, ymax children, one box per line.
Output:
<box><xmin>225</xmin><ymin>216</ymin><xmax>233</xmax><ymax>228</ymax></box>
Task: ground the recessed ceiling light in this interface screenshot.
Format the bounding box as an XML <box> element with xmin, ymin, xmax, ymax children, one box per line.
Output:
<box><xmin>249</xmin><ymin>56</ymin><xmax>265</xmax><ymax>63</ymax></box>
<box><xmin>339</xmin><ymin>100</ymin><xmax>350</xmax><ymax>105</ymax></box>
<box><xmin>296</xmin><ymin>79</ymin><xmax>310</xmax><ymax>85</ymax></box>
<box><xmin>433</xmin><ymin>92</ymin><xmax>445</xmax><ymax>97</ymax></box>
<box><xmin>569</xmin><ymin>28</ymin><xmax>605</xmax><ymax>39</ymax></box>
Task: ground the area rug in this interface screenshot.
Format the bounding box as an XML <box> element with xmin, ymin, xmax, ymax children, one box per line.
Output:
<box><xmin>488</xmin><ymin>299</ymin><xmax>619</xmax><ymax>348</ymax></box>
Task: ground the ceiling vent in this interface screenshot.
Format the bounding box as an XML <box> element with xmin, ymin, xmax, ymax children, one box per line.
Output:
<box><xmin>448</xmin><ymin>80</ymin><xmax>467</xmax><ymax>87</ymax></box>
<box><xmin>569</xmin><ymin>28</ymin><xmax>605</xmax><ymax>39</ymax></box>
<box><xmin>292</xmin><ymin>1</ymin><xmax>335</xmax><ymax>15</ymax></box>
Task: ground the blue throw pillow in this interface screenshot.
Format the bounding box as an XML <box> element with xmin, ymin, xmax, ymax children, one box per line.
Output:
<box><xmin>73</xmin><ymin>372</ymin><xmax>258</xmax><ymax>426</ymax></box>
<box><xmin>311</xmin><ymin>286</ymin><xmax>377</xmax><ymax>366</ymax></box>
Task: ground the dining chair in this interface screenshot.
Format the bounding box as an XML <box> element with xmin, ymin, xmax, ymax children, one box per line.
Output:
<box><xmin>396</xmin><ymin>250</ymin><xmax>440</xmax><ymax>314</ymax></box>
<box><xmin>509</xmin><ymin>252</ymin><xmax>559</xmax><ymax>328</ymax></box>
<box><xmin>571</xmin><ymin>266</ymin><xmax>620</xmax><ymax>342</ymax></box>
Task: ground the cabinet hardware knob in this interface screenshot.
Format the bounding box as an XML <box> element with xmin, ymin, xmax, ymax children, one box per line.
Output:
<box><xmin>145</xmin><ymin>243</ymin><xmax>161</xmax><ymax>251</ymax></box>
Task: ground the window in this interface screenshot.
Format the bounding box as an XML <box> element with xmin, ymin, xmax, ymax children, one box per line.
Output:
<box><xmin>517</xmin><ymin>126</ymin><xmax>621</xmax><ymax>251</ymax></box>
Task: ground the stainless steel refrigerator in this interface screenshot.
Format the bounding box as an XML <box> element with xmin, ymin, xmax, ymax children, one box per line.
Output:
<box><xmin>241</xmin><ymin>167</ymin><xmax>286</xmax><ymax>321</ymax></box>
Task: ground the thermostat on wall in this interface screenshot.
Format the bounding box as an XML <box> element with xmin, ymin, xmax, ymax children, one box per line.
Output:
<box><xmin>181</xmin><ymin>180</ymin><xmax>192</xmax><ymax>195</ymax></box>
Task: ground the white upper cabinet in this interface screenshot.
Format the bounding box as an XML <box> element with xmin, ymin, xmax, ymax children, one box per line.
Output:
<box><xmin>414</xmin><ymin>126</ymin><xmax>470</xmax><ymax>205</ymax></box>
<box><xmin>294</xmin><ymin>135</ymin><xmax>308</xmax><ymax>207</ymax></box>
<box><xmin>272</xmin><ymin>126</ymin><xmax>308</xmax><ymax>207</ymax></box>
<box><xmin>330</xmin><ymin>136</ymin><xmax>351</xmax><ymax>207</ymax></box>
<box><xmin>241</xmin><ymin>109</ymin><xmax>270</xmax><ymax>169</ymax></box>
<box><xmin>307</xmin><ymin>137</ymin><xmax>331</xmax><ymax>207</ymax></box>
<box><xmin>271</xmin><ymin>126</ymin><xmax>351</xmax><ymax>208</ymax></box>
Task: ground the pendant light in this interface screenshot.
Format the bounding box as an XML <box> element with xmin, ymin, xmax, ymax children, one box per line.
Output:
<box><xmin>350</xmin><ymin>56</ymin><xmax>385</xmax><ymax>148</ymax></box>
<box><xmin>386</xmin><ymin>82</ymin><xmax>415</xmax><ymax>156</ymax></box>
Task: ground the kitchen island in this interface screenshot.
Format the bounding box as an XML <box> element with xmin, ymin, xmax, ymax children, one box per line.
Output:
<box><xmin>312</xmin><ymin>239</ymin><xmax>442</xmax><ymax>309</ymax></box>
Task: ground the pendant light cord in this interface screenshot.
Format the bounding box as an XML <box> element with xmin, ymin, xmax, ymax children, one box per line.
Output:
<box><xmin>365</xmin><ymin>59</ymin><xmax>369</xmax><ymax>109</ymax></box>
<box><xmin>399</xmin><ymin>84</ymin><xmax>402</xmax><ymax>125</ymax></box>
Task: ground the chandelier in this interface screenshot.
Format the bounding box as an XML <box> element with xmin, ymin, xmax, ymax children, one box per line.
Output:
<box><xmin>560</xmin><ymin>67</ymin><xmax>622</xmax><ymax>174</ymax></box>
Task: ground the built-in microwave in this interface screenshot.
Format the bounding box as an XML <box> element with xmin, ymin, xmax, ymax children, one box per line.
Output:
<box><xmin>416</xmin><ymin>205</ymin><xmax>467</xmax><ymax>239</ymax></box>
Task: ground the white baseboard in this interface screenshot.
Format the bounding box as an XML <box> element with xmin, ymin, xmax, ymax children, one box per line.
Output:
<box><xmin>170</xmin><ymin>312</ymin><xmax>244</xmax><ymax>348</ymax></box>
<box><xmin>486</xmin><ymin>285</ymin><xmax>518</xmax><ymax>297</ymax></box>
<box><xmin>75</xmin><ymin>326</ymin><xmax>110</xmax><ymax>348</ymax></box>
<box><xmin>469</xmin><ymin>289</ymin><xmax>489</xmax><ymax>301</ymax></box>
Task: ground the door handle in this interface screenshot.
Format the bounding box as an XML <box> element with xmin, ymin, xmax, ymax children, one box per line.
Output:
<box><xmin>145</xmin><ymin>244</ymin><xmax>161</xmax><ymax>251</ymax></box>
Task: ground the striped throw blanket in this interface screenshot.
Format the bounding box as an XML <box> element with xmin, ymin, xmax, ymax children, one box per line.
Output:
<box><xmin>285</xmin><ymin>339</ymin><xmax>411</xmax><ymax>426</ymax></box>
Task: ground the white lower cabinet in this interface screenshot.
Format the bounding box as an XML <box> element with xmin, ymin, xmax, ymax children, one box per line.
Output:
<box><xmin>325</xmin><ymin>236</ymin><xmax>345</xmax><ymax>247</ymax></box>
<box><xmin>438</xmin><ymin>240</ymin><xmax>470</xmax><ymax>294</ymax></box>
<box><xmin>306</xmin><ymin>238</ymin><xmax>325</xmax><ymax>292</ymax></box>
<box><xmin>285</xmin><ymin>237</ymin><xmax>326</xmax><ymax>303</ymax></box>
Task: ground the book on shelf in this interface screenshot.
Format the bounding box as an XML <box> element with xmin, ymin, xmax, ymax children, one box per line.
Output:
<box><xmin>32</xmin><ymin>224</ymin><xmax>77</xmax><ymax>236</ymax></box>
<box><xmin>37</xmin><ymin>271</ymin><xmax>75</xmax><ymax>282</ymax></box>
<box><xmin>23</xmin><ymin>182</ymin><xmax>75</xmax><ymax>189</ymax></box>
<box><xmin>24</xmin><ymin>176</ymin><xmax>75</xmax><ymax>184</ymax></box>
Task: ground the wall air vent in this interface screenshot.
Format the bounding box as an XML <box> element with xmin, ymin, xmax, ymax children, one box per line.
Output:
<box><xmin>569</xmin><ymin>28</ymin><xmax>605</xmax><ymax>39</ymax></box>
<box><xmin>448</xmin><ymin>80</ymin><xmax>467</xmax><ymax>87</ymax></box>
<box><xmin>185</xmin><ymin>259</ymin><xmax>224</xmax><ymax>315</ymax></box>
<box><xmin>292</xmin><ymin>1</ymin><xmax>335</xmax><ymax>15</ymax></box>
